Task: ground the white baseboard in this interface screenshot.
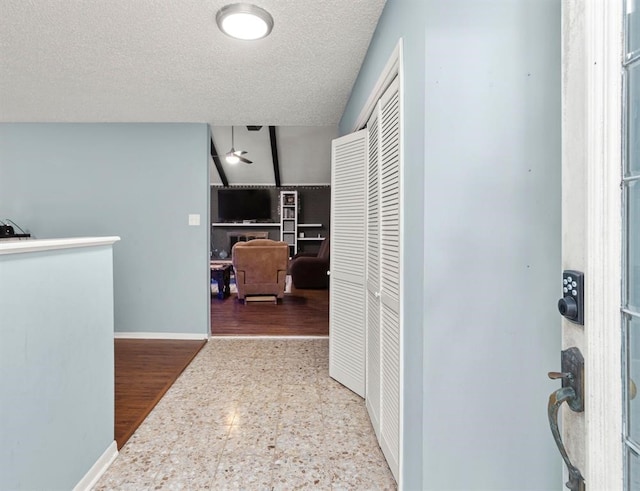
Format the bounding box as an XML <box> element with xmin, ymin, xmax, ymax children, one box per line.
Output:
<box><xmin>73</xmin><ymin>440</ymin><xmax>118</xmax><ymax>491</ymax></box>
<box><xmin>114</xmin><ymin>332</ymin><xmax>209</xmax><ymax>340</ymax></box>
<box><xmin>209</xmin><ymin>335</ymin><xmax>329</xmax><ymax>340</ymax></box>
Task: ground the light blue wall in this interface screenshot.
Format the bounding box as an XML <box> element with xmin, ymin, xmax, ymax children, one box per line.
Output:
<box><xmin>340</xmin><ymin>0</ymin><xmax>561</xmax><ymax>489</ymax></box>
<box><xmin>340</xmin><ymin>1</ymin><xmax>427</xmax><ymax>488</ymax></box>
<box><xmin>422</xmin><ymin>2</ymin><xmax>561</xmax><ymax>489</ymax></box>
<box><xmin>0</xmin><ymin>245</ymin><xmax>115</xmax><ymax>489</ymax></box>
<box><xmin>0</xmin><ymin>123</ymin><xmax>210</xmax><ymax>335</ymax></box>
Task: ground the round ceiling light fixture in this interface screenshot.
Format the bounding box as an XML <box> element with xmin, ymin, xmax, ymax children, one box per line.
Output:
<box><xmin>216</xmin><ymin>3</ymin><xmax>274</xmax><ymax>40</ymax></box>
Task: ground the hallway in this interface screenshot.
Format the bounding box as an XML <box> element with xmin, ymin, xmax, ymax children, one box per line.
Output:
<box><xmin>94</xmin><ymin>338</ymin><xmax>396</xmax><ymax>490</ymax></box>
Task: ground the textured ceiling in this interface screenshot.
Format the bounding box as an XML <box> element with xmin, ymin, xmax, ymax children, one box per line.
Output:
<box><xmin>0</xmin><ymin>0</ymin><xmax>386</xmax><ymax>125</ymax></box>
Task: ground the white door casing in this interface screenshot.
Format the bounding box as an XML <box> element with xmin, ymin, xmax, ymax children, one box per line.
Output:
<box><xmin>561</xmin><ymin>1</ymin><xmax>623</xmax><ymax>488</ymax></box>
<box><xmin>330</xmin><ymin>129</ymin><xmax>368</xmax><ymax>398</ymax></box>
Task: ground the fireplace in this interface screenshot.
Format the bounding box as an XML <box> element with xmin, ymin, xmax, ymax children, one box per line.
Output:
<box><xmin>227</xmin><ymin>231</ymin><xmax>269</xmax><ymax>250</ymax></box>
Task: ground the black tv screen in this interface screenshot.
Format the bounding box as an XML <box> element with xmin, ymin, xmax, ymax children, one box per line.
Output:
<box><xmin>217</xmin><ymin>189</ymin><xmax>272</xmax><ymax>222</ymax></box>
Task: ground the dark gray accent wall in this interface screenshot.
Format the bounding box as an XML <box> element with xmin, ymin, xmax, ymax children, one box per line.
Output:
<box><xmin>210</xmin><ymin>186</ymin><xmax>330</xmax><ymax>256</ymax></box>
<box><xmin>296</xmin><ymin>187</ymin><xmax>331</xmax><ymax>254</ymax></box>
<box><xmin>0</xmin><ymin>123</ymin><xmax>210</xmax><ymax>335</ymax></box>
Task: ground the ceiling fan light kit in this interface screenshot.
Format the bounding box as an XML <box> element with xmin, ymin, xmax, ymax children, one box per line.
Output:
<box><xmin>216</xmin><ymin>3</ymin><xmax>274</xmax><ymax>40</ymax></box>
<box><xmin>222</xmin><ymin>127</ymin><xmax>253</xmax><ymax>165</ymax></box>
<box><xmin>226</xmin><ymin>154</ymin><xmax>240</xmax><ymax>164</ymax></box>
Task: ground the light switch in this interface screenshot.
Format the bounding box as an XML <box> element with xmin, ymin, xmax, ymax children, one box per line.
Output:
<box><xmin>188</xmin><ymin>214</ymin><xmax>200</xmax><ymax>226</ymax></box>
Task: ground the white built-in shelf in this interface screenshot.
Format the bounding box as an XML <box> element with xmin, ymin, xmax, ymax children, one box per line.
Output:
<box><xmin>211</xmin><ymin>222</ymin><xmax>279</xmax><ymax>227</ymax></box>
<box><xmin>280</xmin><ymin>191</ymin><xmax>298</xmax><ymax>253</ymax></box>
<box><xmin>212</xmin><ymin>222</ymin><xmax>322</xmax><ymax>229</ymax></box>
<box><xmin>298</xmin><ymin>237</ymin><xmax>325</xmax><ymax>241</ymax></box>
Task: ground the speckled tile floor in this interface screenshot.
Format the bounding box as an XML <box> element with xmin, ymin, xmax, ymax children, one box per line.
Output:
<box><xmin>94</xmin><ymin>338</ymin><xmax>396</xmax><ymax>490</ymax></box>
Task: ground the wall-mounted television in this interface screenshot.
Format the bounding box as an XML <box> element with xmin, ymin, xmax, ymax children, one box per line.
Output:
<box><xmin>217</xmin><ymin>189</ymin><xmax>272</xmax><ymax>222</ymax></box>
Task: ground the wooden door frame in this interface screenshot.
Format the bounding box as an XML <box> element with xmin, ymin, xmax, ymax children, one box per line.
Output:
<box><xmin>563</xmin><ymin>1</ymin><xmax>623</xmax><ymax>487</ymax></box>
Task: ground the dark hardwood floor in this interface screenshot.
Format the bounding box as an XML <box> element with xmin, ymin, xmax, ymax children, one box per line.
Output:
<box><xmin>114</xmin><ymin>339</ymin><xmax>206</xmax><ymax>449</ymax></box>
<box><xmin>210</xmin><ymin>286</ymin><xmax>329</xmax><ymax>336</ymax></box>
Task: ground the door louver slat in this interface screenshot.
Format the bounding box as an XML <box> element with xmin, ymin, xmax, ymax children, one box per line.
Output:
<box><xmin>366</xmin><ymin>112</ymin><xmax>381</xmax><ymax>437</ymax></box>
<box><xmin>330</xmin><ymin>129</ymin><xmax>368</xmax><ymax>398</ymax></box>
<box><xmin>378</xmin><ymin>81</ymin><xmax>401</xmax><ymax>480</ymax></box>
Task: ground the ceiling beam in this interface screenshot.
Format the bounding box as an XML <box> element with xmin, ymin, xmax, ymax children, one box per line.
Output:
<box><xmin>269</xmin><ymin>126</ymin><xmax>281</xmax><ymax>187</ymax></box>
<box><xmin>210</xmin><ymin>137</ymin><xmax>229</xmax><ymax>187</ymax></box>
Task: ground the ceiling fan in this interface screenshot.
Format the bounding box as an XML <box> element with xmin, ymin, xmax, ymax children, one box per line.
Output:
<box><xmin>220</xmin><ymin>126</ymin><xmax>253</xmax><ymax>165</ymax></box>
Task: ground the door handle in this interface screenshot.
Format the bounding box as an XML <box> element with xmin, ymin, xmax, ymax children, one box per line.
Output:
<box><xmin>547</xmin><ymin>347</ymin><xmax>585</xmax><ymax>491</ymax></box>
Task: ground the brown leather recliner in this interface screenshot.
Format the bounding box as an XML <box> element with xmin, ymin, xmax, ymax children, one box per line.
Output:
<box><xmin>232</xmin><ymin>239</ymin><xmax>289</xmax><ymax>301</ymax></box>
<box><xmin>289</xmin><ymin>237</ymin><xmax>330</xmax><ymax>289</ymax></box>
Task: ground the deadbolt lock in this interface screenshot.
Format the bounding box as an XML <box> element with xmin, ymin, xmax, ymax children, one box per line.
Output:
<box><xmin>558</xmin><ymin>270</ymin><xmax>584</xmax><ymax>325</ymax></box>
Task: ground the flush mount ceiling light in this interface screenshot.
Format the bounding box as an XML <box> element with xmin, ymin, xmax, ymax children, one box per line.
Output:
<box><xmin>216</xmin><ymin>3</ymin><xmax>274</xmax><ymax>40</ymax></box>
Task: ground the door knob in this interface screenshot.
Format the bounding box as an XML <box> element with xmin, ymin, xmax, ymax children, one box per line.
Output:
<box><xmin>547</xmin><ymin>347</ymin><xmax>585</xmax><ymax>491</ymax></box>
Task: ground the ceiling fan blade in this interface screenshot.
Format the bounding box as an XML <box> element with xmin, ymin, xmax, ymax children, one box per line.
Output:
<box><xmin>222</xmin><ymin>130</ymin><xmax>251</xmax><ymax>163</ymax></box>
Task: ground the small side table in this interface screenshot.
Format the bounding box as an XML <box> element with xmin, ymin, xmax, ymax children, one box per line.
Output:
<box><xmin>210</xmin><ymin>263</ymin><xmax>232</xmax><ymax>299</ymax></box>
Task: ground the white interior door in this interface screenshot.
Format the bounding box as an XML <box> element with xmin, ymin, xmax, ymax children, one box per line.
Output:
<box><xmin>330</xmin><ymin>129</ymin><xmax>368</xmax><ymax>397</ymax></box>
<box><xmin>378</xmin><ymin>77</ymin><xmax>401</xmax><ymax>480</ymax></box>
<box><xmin>366</xmin><ymin>107</ymin><xmax>382</xmax><ymax>436</ymax></box>
<box><xmin>362</xmin><ymin>75</ymin><xmax>402</xmax><ymax>482</ymax></box>
<box><xmin>560</xmin><ymin>1</ymin><xmax>623</xmax><ymax>488</ymax></box>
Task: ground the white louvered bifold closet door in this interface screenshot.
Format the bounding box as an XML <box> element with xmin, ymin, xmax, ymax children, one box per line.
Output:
<box><xmin>378</xmin><ymin>77</ymin><xmax>401</xmax><ymax>480</ymax></box>
<box><xmin>365</xmin><ymin>109</ymin><xmax>382</xmax><ymax>438</ymax></box>
<box><xmin>332</xmin><ymin>76</ymin><xmax>402</xmax><ymax>482</ymax></box>
<box><xmin>329</xmin><ymin>129</ymin><xmax>368</xmax><ymax>397</ymax></box>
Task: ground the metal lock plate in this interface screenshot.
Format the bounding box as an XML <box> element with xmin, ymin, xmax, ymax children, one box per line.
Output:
<box><xmin>559</xmin><ymin>347</ymin><xmax>584</xmax><ymax>412</ymax></box>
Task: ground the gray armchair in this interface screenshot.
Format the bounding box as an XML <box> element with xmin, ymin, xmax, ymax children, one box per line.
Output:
<box><xmin>289</xmin><ymin>238</ymin><xmax>330</xmax><ymax>289</ymax></box>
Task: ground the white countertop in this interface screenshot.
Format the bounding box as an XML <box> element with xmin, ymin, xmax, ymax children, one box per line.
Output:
<box><xmin>0</xmin><ymin>236</ymin><xmax>121</xmax><ymax>255</ymax></box>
